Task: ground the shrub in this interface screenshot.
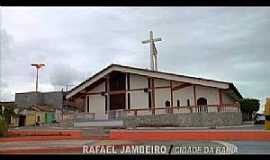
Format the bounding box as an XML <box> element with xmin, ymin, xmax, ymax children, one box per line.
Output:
<box><xmin>0</xmin><ymin>119</ymin><xmax>8</xmax><ymax>137</ymax></box>
<box><xmin>240</xmin><ymin>98</ymin><xmax>260</xmax><ymax>121</ymax></box>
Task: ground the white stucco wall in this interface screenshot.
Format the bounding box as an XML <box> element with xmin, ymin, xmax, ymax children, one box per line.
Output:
<box><xmin>154</xmin><ymin>78</ymin><xmax>171</xmax><ymax>108</ymax></box>
<box><xmin>128</xmin><ymin>74</ymin><xmax>149</xmax><ymax>109</ymax></box>
<box><xmin>129</xmin><ymin>90</ymin><xmax>149</xmax><ymax>109</ymax></box>
<box><xmin>222</xmin><ymin>92</ymin><xmax>235</xmax><ymax>104</ymax></box>
<box><xmin>195</xmin><ymin>85</ymin><xmax>219</xmax><ymax>105</ymax></box>
<box><xmin>155</xmin><ymin>88</ymin><xmax>171</xmax><ymax>108</ymax></box>
<box><xmin>88</xmin><ymin>95</ymin><xmax>105</xmax><ymax>119</ymax></box>
<box><xmin>172</xmin><ymin>81</ymin><xmax>184</xmax><ymax>87</ymax></box>
<box><xmin>90</xmin><ymin>82</ymin><xmax>105</xmax><ymax>92</ymax></box>
<box><xmin>82</xmin><ymin>72</ymin><xmax>237</xmax><ymax>117</ymax></box>
<box><xmin>154</xmin><ymin>78</ymin><xmax>170</xmax><ymax>87</ymax></box>
<box><xmin>129</xmin><ymin>74</ymin><xmax>148</xmax><ymax>89</ymax></box>
<box><xmin>173</xmin><ymin>86</ymin><xmax>195</xmax><ymax>106</ymax></box>
<box><xmin>86</xmin><ymin>82</ymin><xmax>106</xmax><ymax>118</ymax></box>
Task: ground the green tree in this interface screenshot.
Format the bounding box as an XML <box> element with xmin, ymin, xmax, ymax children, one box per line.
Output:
<box><xmin>240</xmin><ymin>98</ymin><xmax>260</xmax><ymax>121</ymax></box>
<box><xmin>0</xmin><ymin>104</ymin><xmax>17</xmax><ymax>137</ymax></box>
<box><xmin>0</xmin><ymin>104</ymin><xmax>17</xmax><ymax>122</ymax></box>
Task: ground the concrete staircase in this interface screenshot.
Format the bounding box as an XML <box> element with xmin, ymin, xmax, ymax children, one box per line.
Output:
<box><xmin>42</xmin><ymin>120</ymin><xmax>74</xmax><ymax>128</ymax></box>
<box><xmin>80</xmin><ymin>127</ymin><xmax>110</xmax><ymax>137</ymax></box>
<box><xmin>74</xmin><ymin>119</ymin><xmax>124</xmax><ymax>128</ymax></box>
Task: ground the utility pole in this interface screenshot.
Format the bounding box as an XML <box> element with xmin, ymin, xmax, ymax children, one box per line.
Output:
<box><xmin>31</xmin><ymin>64</ymin><xmax>45</xmax><ymax>92</ymax></box>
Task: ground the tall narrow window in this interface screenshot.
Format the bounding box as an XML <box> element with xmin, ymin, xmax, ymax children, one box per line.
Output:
<box><xmin>187</xmin><ymin>99</ymin><xmax>190</xmax><ymax>106</ymax></box>
<box><xmin>148</xmin><ymin>78</ymin><xmax>152</xmax><ymax>109</ymax></box>
<box><xmin>127</xmin><ymin>93</ymin><xmax>130</xmax><ymax>110</ymax></box>
<box><xmin>148</xmin><ymin>92</ymin><xmax>152</xmax><ymax>109</ymax></box>
<box><xmin>177</xmin><ymin>100</ymin><xmax>180</xmax><ymax>107</ymax></box>
<box><xmin>127</xmin><ymin>73</ymin><xmax>130</xmax><ymax>91</ymax></box>
<box><xmin>165</xmin><ymin>100</ymin><xmax>171</xmax><ymax>114</ymax></box>
<box><xmin>105</xmin><ymin>95</ymin><xmax>107</xmax><ymax>112</ymax></box>
<box><xmin>86</xmin><ymin>96</ymin><xmax>90</xmax><ymax>112</ymax></box>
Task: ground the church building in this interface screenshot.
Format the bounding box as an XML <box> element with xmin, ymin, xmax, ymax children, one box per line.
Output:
<box><xmin>66</xmin><ymin>64</ymin><xmax>242</xmax><ymax>120</ymax></box>
<box><xmin>65</xmin><ymin>31</ymin><xmax>242</xmax><ymax>121</ymax></box>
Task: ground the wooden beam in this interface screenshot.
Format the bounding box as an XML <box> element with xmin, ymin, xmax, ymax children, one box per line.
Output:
<box><xmin>125</xmin><ymin>72</ymin><xmax>129</xmax><ymax>110</ymax></box>
<box><xmin>193</xmin><ymin>85</ymin><xmax>197</xmax><ymax>107</ymax></box>
<box><xmin>172</xmin><ymin>83</ymin><xmax>192</xmax><ymax>91</ymax></box>
<box><xmin>129</xmin><ymin>88</ymin><xmax>148</xmax><ymax>92</ymax></box>
<box><xmin>109</xmin><ymin>90</ymin><xmax>126</xmax><ymax>95</ymax></box>
<box><xmin>170</xmin><ymin>80</ymin><xmax>173</xmax><ymax>114</ymax></box>
<box><xmin>151</xmin><ymin>78</ymin><xmax>155</xmax><ymax>115</ymax></box>
<box><xmin>106</xmin><ymin>76</ymin><xmax>110</xmax><ymax>113</ymax></box>
<box><xmin>218</xmin><ymin>89</ymin><xmax>223</xmax><ymax>112</ymax></box>
<box><xmin>127</xmin><ymin>73</ymin><xmax>130</xmax><ymax>109</ymax></box>
<box><xmin>79</xmin><ymin>91</ymin><xmax>105</xmax><ymax>96</ymax></box>
<box><xmin>155</xmin><ymin>86</ymin><xmax>171</xmax><ymax>89</ymax></box>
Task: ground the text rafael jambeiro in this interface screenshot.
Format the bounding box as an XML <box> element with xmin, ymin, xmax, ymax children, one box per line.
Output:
<box><xmin>82</xmin><ymin>145</ymin><xmax>167</xmax><ymax>154</ymax></box>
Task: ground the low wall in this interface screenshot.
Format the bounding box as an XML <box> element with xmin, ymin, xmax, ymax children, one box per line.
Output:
<box><xmin>123</xmin><ymin>112</ymin><xmax>243</xmax><ymax>128</ymax></box>
<box><xmin>15</xmin><ymin>91</ymin><xmax>63</xmax><ymax>109</ymax></box>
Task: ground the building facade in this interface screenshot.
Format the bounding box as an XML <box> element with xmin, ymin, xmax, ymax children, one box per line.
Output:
<box><xmin>66</xmin><ymin>64</ymin><xmax>242</xmax><ymax>120</ymax></box>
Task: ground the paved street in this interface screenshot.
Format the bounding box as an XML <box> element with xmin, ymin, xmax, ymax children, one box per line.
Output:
<box><xmin>1</xmin><ymin>139</ymin><xmax>270</xmax><ymax>154</ymax></box>
<box><xmin>138</xmin><ymin>140</ymin><xmax>270</xmax><ymax>154</ymax></box>
<box><xmin>1</xmin><ymin>124</ymin><xmax>269</xmax><ymax>154</ymax></box>
<box><xmin>228</xmin><ymin>141</ymin><xmax>270</xmax><ymax>154</ymax></box>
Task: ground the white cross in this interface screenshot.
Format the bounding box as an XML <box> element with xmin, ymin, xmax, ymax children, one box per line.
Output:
<box><xmin>142</xmin><ymin>31</ymin><xmax>162</xmax><ymax>71</ymax></box>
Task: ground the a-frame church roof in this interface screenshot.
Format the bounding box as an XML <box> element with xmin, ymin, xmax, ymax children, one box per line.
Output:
<box><xmin>66</xmin><ymin>64</ymin><xmax>242</xmax><ymax>100</ymax></box>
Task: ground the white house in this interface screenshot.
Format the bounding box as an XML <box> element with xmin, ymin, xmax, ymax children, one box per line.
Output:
<box><xmin>66</xmin><ymin>64</ymin><xmax>242</xmax><ymax>120</ymax></box>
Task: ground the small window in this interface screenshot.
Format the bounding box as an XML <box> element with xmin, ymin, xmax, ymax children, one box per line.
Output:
<box><xmin>165</xmin><ymin>101</ymin><xmax>170</xmax><ymax>107</ymax></box>
<box><xmin>177</xmin><ymin>100</ymin><xmax>180</xmax><ymax>107</ymax></box>
<box><xmin>187</xmin><ymin>99</ymin><xmax>190</xmax><ymax>106</ymax></box>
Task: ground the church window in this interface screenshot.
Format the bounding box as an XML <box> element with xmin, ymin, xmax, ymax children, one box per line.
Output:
<box><xmin>177</xmin><ymin>100</ymin><xmax>180</xmax><ymax>107</ymax></box>
<box><xmin>165</xmin><ymin>100</ymin><xmax>170</xmax><ymax>107</ymax></box>
<box><xmin>187</xmin><ymin>99</ymin><xmax>190</xmax><ymax>106</ymax></box>
<box><xmin>165</xmin><ymin>100</ymin><xmax>171</xmax><ymax>114</ymax></box>
<box><xmin>86</xmin><ymin>96</ymin><xmax>89</xmax><ymax>112</ymax></box>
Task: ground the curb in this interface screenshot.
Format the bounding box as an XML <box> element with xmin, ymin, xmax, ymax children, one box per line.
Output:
<box><xmin>8</xmin><ymin>130</ymin><xmax>82</xmax><ymax>137</ymax></box>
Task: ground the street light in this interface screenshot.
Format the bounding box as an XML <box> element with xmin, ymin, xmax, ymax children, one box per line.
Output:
<box><xmin>31</xmin><ymin>64</ymin><xmax>45</xmax><ymax>92</ymax></box>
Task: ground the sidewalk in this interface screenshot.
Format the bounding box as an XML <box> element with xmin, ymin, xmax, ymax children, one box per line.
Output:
<box><xmin>135</xmin><ymin>124</ymin><xmax>258</xmax><ymax>130</ymax></box>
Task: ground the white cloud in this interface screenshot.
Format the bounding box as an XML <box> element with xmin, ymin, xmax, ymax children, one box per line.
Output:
<box><xmin>1</xmin><ymin>7</ymin><xmax>270</xmax><ymax>107</ymax></box>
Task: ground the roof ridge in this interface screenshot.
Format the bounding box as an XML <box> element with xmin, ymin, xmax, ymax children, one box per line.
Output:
<box><xmin>110</xmin><ymin>63</ymin><xmax>232</xmax><ymax>84</ymax></box>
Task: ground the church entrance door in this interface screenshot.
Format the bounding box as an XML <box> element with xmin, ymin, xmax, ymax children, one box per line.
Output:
<box><xmin>197</xmin><ymin>97</ymin><xmax>208</xmax><ymax>112</ymax></box>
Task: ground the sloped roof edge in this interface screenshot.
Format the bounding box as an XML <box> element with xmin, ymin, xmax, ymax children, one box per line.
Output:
<box><xmin>66</xmin><ymin>64</ymin><xmax>242</xmax><ymax>99</ymax></box>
